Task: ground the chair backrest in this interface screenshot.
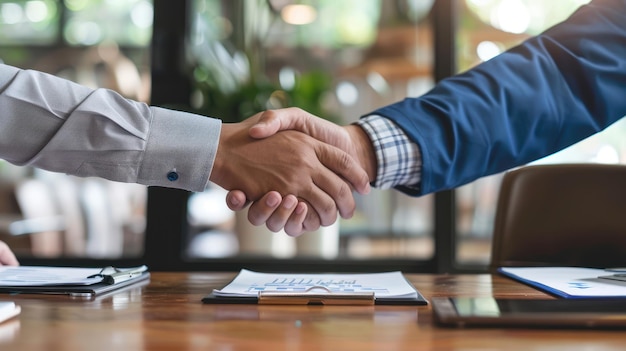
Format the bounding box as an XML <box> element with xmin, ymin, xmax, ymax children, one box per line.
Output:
<box><xmin>490</xmin><ymin>163</ymin><xmax>626</xmax><ymax>271</ymax></box>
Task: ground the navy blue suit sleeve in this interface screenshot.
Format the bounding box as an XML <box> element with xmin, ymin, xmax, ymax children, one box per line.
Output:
<box><xmin>370</xmin><ymin>0</ymin><xmax>626</xmax><ymax>196</ymax></box>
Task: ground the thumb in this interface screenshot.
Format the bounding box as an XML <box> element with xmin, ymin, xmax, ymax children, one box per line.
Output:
<box><xmin>249</xmin><ymin>108</ymin><xmax>311</xmax><ymax>139</ymax></box>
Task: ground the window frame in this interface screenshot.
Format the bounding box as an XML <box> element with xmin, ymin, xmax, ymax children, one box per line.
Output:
<box><xmin>144</xmin><ymin>0</ymin><xmax>483</xmax><ymax>274</ymax></box>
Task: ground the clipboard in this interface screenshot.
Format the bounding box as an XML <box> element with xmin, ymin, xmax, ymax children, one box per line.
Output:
<box><xmin>202</xmin><ymin>291</ymin><xmax>427</xmax><ymax>305</ymax></box>
<box><xmin>0</xmin><ymin>265</ymin><xmax>150</xmax><ymax>299</ymax></box>
<box><xmin>202</xmin><ymin>269</ymin><xmax>428</xmax><ymax>306</ymax></box>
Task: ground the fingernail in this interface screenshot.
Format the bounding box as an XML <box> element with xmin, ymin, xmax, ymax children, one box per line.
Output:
<box><xmin>266</xmin><ymin>195</ymin><xmax>280</xmax><ymax>207</ymax></box>
<box><xmin>295</xmin><ymin>202</ymin><xmax>306</xmax><ymax>214</ymax></box>
<box><xmin>229</xmin><ymin>196</ymin><xmax>240</xmax><ymax>207</ymax></box>
<box><xmin>282</xmin><ymin>196</ymin><xmax>297</xmax><ymax>209</ymax></box>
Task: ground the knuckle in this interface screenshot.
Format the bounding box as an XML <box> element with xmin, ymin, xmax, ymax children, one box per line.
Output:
<box><xmin>336</xmin><ymin>181</ymin><xmax>353</xmax><ymax>199</ymax></box>
<box><xmin>302</xmin><ymin>209</ymin><xmax>321</xmax><ymax>231</ymax></box>
<box><xmin>329</xmin><ymin>150</ymin><xmax>351</xmax><ymax>171</ymax></box>
<box><xmin>319</xmin><ymin>204</ymin><xmax>338</xmax><ymax>226</ymax></box>
<box><xmin>329</xmin><ymin>182</ymin><xmax>355</xmax><ymax>218</ymax></box>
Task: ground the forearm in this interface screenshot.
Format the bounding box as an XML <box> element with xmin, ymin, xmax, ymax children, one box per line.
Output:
<box><xmin>371</xmin><ymin>0</ymin><xmax>626</xmax><ymax>195</ymax></box>
<box><xmin>0</xmin><ymin>64</ymin><xmax>220</xmax><ymax>192</ymax></box>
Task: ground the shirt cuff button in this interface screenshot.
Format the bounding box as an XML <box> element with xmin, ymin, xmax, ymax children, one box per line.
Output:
<box><xmin>167</xmin><ymin>170</ymin><xmax>179</xmax><ymax>182</ymax></box>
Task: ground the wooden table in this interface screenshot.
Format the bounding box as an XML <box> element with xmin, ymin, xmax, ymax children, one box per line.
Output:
<box><xmin>1</xmin><ymin>272</ymin><xmax>626</xmax><ymax>351</ymax></box>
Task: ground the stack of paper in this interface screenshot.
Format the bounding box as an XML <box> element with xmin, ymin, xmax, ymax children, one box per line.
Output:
<box><xmin>0</xmin><ymin>265</ymin><xmax>150</xmax><ymax>298</ymax></box>
<box><xmin>499</xmin><ymin>267</ymin><xmax>626</xmax><ymax>298</ymax></box>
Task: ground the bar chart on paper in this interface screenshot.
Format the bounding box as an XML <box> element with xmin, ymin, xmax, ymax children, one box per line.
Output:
<box><xmin>204</xmin><ymin>269</ymin><xmax>428</xmax><ymax>305</ymax></box>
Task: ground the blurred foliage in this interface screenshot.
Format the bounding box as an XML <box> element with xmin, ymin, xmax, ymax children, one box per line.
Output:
<box><xmin>191</xmin><ymin>63</ymin><xmax>339</xmax><ymax>124</ymax></box>
<box><xmin>189</xmin><ymin>0</ymin><xmax>341</xmax><ymax>124</ymax></box>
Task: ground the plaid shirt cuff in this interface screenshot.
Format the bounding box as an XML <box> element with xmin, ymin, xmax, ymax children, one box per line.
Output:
<box><xmin>355</xmin><ymin>115</ymin><xmax>422</xmax><ymax>190</ymax></box>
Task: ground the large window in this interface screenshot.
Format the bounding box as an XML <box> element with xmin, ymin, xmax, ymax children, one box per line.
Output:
<box><xmin>452</xmin><ymin>0</ymin><xmax>626</xmax><ymax>267</ymax></box>
<box><xmin>5</xmin><ymin>0</ymin><xmax>615</xmax><ymax>272</ymax></box>
<box><xmin>182</xmin><ymin>0</ymin><xmax>437</xmax><ymax>265</ymax></box>
<box><xmin>176</xmin><ymin>0</ymin><xmax>624</xmax><ymax>272</ymax></box>
<box><xmin>0</xmin><ymin>0</ymin><xmax>59</xmax><ymax>45</ymax></box>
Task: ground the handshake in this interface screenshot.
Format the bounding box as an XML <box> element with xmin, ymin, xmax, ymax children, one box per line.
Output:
<box><xmin>210</xmin><ymin>107</ymin><xmax>378</xmax><ymax>237</ymax></box>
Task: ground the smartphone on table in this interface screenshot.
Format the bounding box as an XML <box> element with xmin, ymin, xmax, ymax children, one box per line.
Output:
<box><xmin>432</xmin><ymin>297</ymin><xmax>626</xmax><ymax>329</ymax></box>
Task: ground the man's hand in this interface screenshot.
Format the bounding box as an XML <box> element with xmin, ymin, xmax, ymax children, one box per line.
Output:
<box><xmin>228</xmin><ymin>191</ymin><xmax>309</xmax><ymax>235</ymax></box>
<box><xmin>0</xmin><ymin>241</ymin><xmax>18</xmax><ymax>266</ymax></box>
<box><xmin>225</xmin><ymin>108</ymin><xmax>377</xmax><ymax>235</ymax></box>
<box><xmin>210</xmin><ymin>112</ymin><xmax>370</xmax><ymax>235</ymax></box>
<box><xmin>249</xmin><ymin>108</ymin><xmax>377</xmax><ymax>179</ymax></box>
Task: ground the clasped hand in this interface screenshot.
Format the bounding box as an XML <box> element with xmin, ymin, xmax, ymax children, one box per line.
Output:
<box><xmin>209</xmin><ymin>109</ymin><xmax>374</xmax><ymax>236</ymax></box>
<box><xmin>215</xmin><ymin>108</ymin><xmax>377</xmax><ymax>237</ymax></box>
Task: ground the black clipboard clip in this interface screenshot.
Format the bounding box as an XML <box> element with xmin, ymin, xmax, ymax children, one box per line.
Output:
<box><xmin>87</xmin><ymin>265</ymin><xmax>148</xmax><ymax>285</ymax></box>
<box><xmin>258</xmin><ymin>286</ymin><xmax>375</xmax><ymax>305</ymax></box>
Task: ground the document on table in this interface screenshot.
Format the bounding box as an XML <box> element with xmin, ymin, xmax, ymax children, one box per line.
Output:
<box><xmin>206</xmin><ymin>269</ymin><xmax>427</xmax><ymax>305</ymax></box>
<box><xmin>499</xmin><ymin>267</ymin><xmax>626</xmax><ymax>298</ymax></box>
<box><xmin>0</xmin><ymin>266</ymin><xmax>105</xmax><ymax>286</ymax></box>
<box><xmin>0</xmin><ymin>265</ymin><xmax>150</xmax><ymax>298</ymax></box>
<box><xmin>0</xmin><ymin>265</ymin><xmax>147</xmax><ymax>286</ymax></box>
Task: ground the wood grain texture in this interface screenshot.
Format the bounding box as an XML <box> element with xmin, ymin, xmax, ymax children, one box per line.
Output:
<box><xmin>1</xmin><ymin>272</ymin><xmax>624</xmax><ymax>351</ymax></box>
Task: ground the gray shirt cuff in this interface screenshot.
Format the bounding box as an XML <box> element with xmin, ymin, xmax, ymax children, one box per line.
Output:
<box><xmin>141</xmin><ymin>107</ymin><xmax>221</xmax><ymax>192</ymax></box>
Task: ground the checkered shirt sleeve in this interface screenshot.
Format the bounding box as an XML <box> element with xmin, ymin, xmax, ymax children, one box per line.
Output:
<box><xmin>355</xmin><ymin>115</ymin><xmax>421</xmax><ymax>190</ymax></box>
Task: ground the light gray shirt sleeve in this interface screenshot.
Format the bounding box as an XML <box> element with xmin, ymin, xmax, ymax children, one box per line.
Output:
<box><xmin>0</xmin><ymin>64</ymin><xmax>220</xmax><ymax>192</ymax></box>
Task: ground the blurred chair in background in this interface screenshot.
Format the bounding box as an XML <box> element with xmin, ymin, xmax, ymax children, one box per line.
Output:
<box><xmin>490</xmin><ymin>164</ymin><xmax>626</xmax><ymax>271</ymax></box>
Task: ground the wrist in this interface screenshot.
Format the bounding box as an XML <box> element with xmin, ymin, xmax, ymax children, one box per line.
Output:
<box><xmin>209</xmin><ymin>124</ymin><xmax>233</xmax><ymax>189</ymax></box>
<box><xmin>344</xmin><ymin>125</ymin><xmax>377</xmax><ymax>183</ymax></box>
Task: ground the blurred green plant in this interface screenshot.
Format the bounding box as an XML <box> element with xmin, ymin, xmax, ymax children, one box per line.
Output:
<box><xmin>190</xmin><ymin>43</ymin><xmax>339</xmax><ymax>124</ymax></box>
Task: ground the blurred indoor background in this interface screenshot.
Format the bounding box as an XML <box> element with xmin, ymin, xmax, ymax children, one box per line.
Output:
<box><xmin>1</xmin><ymin>0</ymin><xmax>623</xmax><ymax>271</ymax></box>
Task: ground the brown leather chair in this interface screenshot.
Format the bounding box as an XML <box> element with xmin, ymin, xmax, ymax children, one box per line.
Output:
<box><xmin>489</xmin><ymin>163</ymin><xmax>626</xmax><ymax>271</ymax></box>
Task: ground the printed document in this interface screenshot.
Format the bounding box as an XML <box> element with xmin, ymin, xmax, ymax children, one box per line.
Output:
<box><xmin>500</xmin><ymin>267</ymin><xmax>626</xmax><ymax>298</ymax></box>
<box><xmin>0</xmin><ymin>265</ymin><xmax>147</xmax><ymax>287</ymax></box>
<box><xmin>0</xmin><ymin>266</ymin><xmax>104</xmax><ymax>286</ymax></box>
<box><xmin>213</xmin><ymin>269</ymin><xmax>419</xmax><ymax>300</ymax></box>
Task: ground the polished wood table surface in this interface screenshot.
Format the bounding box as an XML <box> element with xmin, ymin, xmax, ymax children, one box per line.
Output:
<box><xmin>1</xmin><ymin>272</ymin><xmax>626</xmax><ymax>351</ymax></box>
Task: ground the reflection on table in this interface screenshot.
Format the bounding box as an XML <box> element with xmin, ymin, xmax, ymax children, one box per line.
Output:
<box><xmin>1</xmin><ymin>272</ymin><xmax>626</xmax><ymax>351</ymax></box>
